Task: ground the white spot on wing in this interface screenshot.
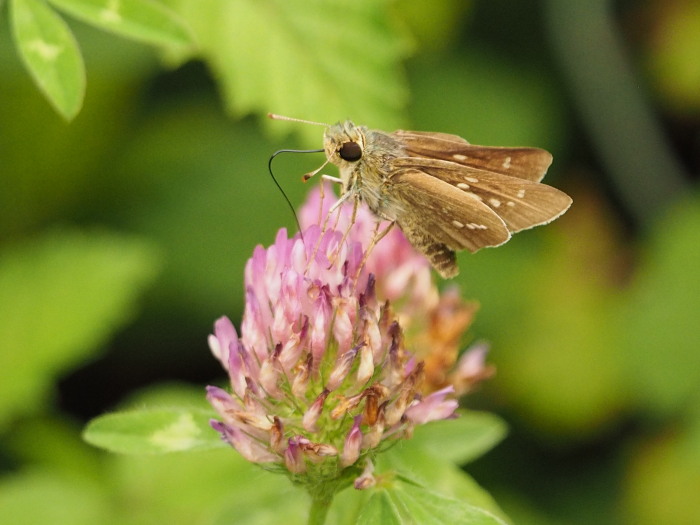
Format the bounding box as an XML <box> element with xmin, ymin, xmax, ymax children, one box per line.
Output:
<box><xmin>507</xmin><ymin>201</ymin><xmax>515</xmax><ymax>207</ymax></box>
<box><xmin>466</xmin><ymin>223</ymin><xmax>488</xmax><ymax>230</ymax></box>
<box><xmin>489</xmin><ymin>198</ymin><xmax>501</xmax><ymax>208</ymax></box>
<box><xmin>452</xmin><ymin>220</ymin><xmax>465</xmax><ymax>229</ymax></box>
<box><xmin>457</xmin><ymin>183</ymin><xmax>470</xmax><ymax>190</ymax></box>
<box><xmin>464</xmin><ymin>176</ymin><xmax>479</xmax><ymax>183</ymax></box>
<box><xmin>502</xmin><ymin>156</ymin><xmax>512</xmax><ymax>169</ymax></box>
<box><xmin>453</xmin><ymin>154</ymin><xmax>467</xmax><ymax>161</ymax></box>
<box><xmin>517</xmin><ymin>189</ymin><xmax>526</xmax><ymax>198</ymax></box>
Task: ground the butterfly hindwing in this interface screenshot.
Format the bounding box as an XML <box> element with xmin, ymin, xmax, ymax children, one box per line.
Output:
<box><xmin>390</xmin><ymin>169</ymin><xmax>511</xmax><ymax>253</ymax></box>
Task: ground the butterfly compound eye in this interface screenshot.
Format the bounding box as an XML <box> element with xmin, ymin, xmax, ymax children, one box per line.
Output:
<box><xmin>339</xmin><ymin>141</ymin><xmax>362</xmax><ymax>162</ymax></box>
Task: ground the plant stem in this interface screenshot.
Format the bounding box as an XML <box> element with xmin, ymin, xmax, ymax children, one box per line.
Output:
<box><xmin>307</xmin><ymin>494</ymin><xmax>332</xmax><ymax>525</ymax></box>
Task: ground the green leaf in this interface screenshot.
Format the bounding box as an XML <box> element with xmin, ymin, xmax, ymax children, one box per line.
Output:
<box><xmin>357</xmin><ymin>491</ymin><xmax>401</xmax><ymax>524</ymax></box>
<box><xmin>378</xmin><ymin>413</ymin><xmax>508</xmax><ymax>520</ymax></box>
<box><xmin>382</xmin><ymin>439</ymin><xmax>508</xmax><ymax>521</ymax></box>
<box><xmin>10</xmin><ymin>0</ymin><xmax>85</xmax><ymax>120</ymax></box>
<box><xmin>409</xmin><ymin>411</ymin><xmax>508</xmax><ymax>465</ymax></box>
<box><xmin>0</xmin><ymin>230</ymin><xmax>160</xmax><ymax>428</ymax></box>
<box><xmin>83</xmin><ymin>408</ymin><xmax>224</xmax><ymax>453</ymax></box>
<box><xmin>164</xmin><ymin>0</ymin><xmax>410</xmax><ymax>145</ymax></box>
<box><xmin>48</xmin><ymin>0</ymin><xmax>192</xmax><ymax>47</ymax></box>
<box><xmin>358</xmin><ymin>480</ymin><xmax>509</xmax><ymax>525</ymax></box>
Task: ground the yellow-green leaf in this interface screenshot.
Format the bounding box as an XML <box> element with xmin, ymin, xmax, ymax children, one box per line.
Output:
<box><xmin>48</xmin><ymin>0</ymin><xmax>193</xmax><ymax>47</ymax></box>
<box><xmin>83</xmin><ymin>408</ymin><xmax>223</xmax><ymax>453</ymax></box>
<box><xmin>164</xmin><ymin>0</ymin><xmax>410</xmax><ymax>145</ymax></box>
<box><xmin>10</xmin><ymin>0</ymin><xmax>85</xmax><ymax>120</ymax></box>
<box><xmin>358</xmin><ymin>481</ymin><xmax>509</xmax><ymax>525</ymax></box>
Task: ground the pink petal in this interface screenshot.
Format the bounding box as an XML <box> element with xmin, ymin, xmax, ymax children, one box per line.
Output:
<box><xmin>405</xmin><ymin>386</ymin><xmax>459</xmax><ymax>425</ymax></box>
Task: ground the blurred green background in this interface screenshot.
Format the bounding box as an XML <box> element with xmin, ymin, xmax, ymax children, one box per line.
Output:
<box><xmin>1</xmin><ymin>0</ymin><xmax>699</xmax><ymax>523</ymax></box>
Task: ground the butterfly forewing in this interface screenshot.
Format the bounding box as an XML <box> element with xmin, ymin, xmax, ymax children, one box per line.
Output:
<box><xmin>391</xmin><ymin>157</ymin><xmax>572</xmax><ymax>233</ymax></box>
<box><xmin>392</xmin><ymin>130</ymin><xmax>553</xmax><ymax>182</ymax></box>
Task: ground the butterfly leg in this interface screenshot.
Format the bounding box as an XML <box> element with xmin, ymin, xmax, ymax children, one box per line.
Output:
<box><xmin>320</xmin><ymin>174</ymin><xmax>342</xmax><ymax>184</ymax></box>
<box><xmin>352</xmin><ymin>220</ymin><xmax>395</xmax><ymax>288</ymax></box>
<box><xmin>315</xmin><ymin>177</ymin><xmax>347</xmax><ymax>247</ymax></box>
<box><xmin>327</xmin><ymin>186</ymin><xmax>353</xmax><ymax>214</ymax></box>
<box><xmin>306</xmin><ymin>180</ymin><xmax>345</xmax><ymax>273</ymax></box>
<box><xmin>327</xmin><ymin>195</ymin><xmax>360</xmax><ymax>270</ymax></box>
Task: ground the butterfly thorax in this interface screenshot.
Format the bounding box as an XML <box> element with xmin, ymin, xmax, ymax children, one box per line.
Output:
<box><xmin>324</xmin><ymin>121</ymin><xmax>406</xmax><ymax>220</ymax></box>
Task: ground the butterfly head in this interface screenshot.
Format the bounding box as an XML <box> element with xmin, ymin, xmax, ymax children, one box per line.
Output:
<box><xmin>324</xmin><ymin>121</ymin><xmax>367</xmax><ymax>167</ymax></box>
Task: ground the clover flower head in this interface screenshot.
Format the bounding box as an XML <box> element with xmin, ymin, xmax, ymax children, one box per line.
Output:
<box><xmin>207</xmin><ymin>188</ymin><xmax>480</xmax><ymax>491</ymax></box>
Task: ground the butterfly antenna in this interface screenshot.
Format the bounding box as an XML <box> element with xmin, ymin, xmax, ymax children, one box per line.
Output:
<box><xmin>268</xmin><ymin>148</ymin><xmax>324</xmax><ymax>239</ymax></box>
<box><xmin>268</xmin><ymin>113</ymin><xmax>329</xmax><ymax>127</ymax></box>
